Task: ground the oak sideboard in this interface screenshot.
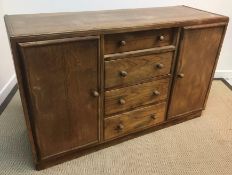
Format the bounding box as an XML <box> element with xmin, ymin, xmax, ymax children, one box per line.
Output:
<box><xmin>4</xmin><ymin>6</ymin><xmax>229</xmax><ymax>170</ymax></box>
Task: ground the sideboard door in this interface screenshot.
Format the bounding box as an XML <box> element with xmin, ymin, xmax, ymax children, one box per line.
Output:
<box><xmin>19</xmin><ymin>37</ymin><xmax>100</xmax><ymax>159</ymax></box>
<box><xmin>168</xmin><ymin>25</ymin><xmax>225</xmax><ymax>119</ymax></box>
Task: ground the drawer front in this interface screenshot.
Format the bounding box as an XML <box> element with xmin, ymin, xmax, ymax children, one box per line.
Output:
<box><xmin>105</xmin><ymin>78</ymin><xmax>169</xmax><ymax>116</ymax></box>
<box><xmin>104</xmin><ymin>28</ymin><xmax>174</xmax><ymax>54</ymax></box>
<box><xmin>104</xmin><ymin>102</ymin><xmax>166</xmax><ymax>140</ymax></box>
<box><xmin>105</xmin><ymin>52</ymin><xmax>173</xmax><ymax>89</ymax></box>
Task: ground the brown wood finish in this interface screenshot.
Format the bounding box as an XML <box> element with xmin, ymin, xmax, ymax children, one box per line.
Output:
<box><xmin>4</xmin><ymin>6</ymin><xmax>228</xmax><ymax>37</ymax></box>
<box><xmin>164</xmin><ymin>28</ymin><xmax>182</xmax><ymax>121</ymax></box>
<box><xmin>99</xmin><ymin>34</ymin><xmax>105</xmax><ymax>142</ymax></box>
<box><xmin>105</xmin><ymin>51</ymin><xmax>173</xmax><ymax>89</ymax></box>
<box><xmin>105</xmin><ymin>78</ymin><xmax>169</xmax><ymax>116</ymax></box>
<box><xmin>18</xmin><ymin>37</ymin><xmax>100</xmax><ymax>159</ymax></box>
<box><xmin>104</xmin><ymin>45</ymin><xmax>175</xmax><ymax>61</ymax></box>
<box><xmin>203</xmin><ymin>24</ymin><xmax>228</xmax><ymax>109</ymax></box>
<box><xmin>104</xmin><ymin>28</ymin><xmax>174</xmax><ymax>54</ymax></box>
<box><xmin>36</xmin><ymin>110</ymin><xmax>202</xmax><ymax>170</ymax></box>
<box><xmin>168</xmin><ymin>25</ymin><xmax>225</xmax><ymax>119</ymax></box>
<box><xmin>104</xmin><ymin>102</ymin><xmax>166</xmax><ymax>140</ymax></box>
<box><xmin>4</xmin><ymin>6</ymin><xmax>228</xmax><ymax>170</ymax></box>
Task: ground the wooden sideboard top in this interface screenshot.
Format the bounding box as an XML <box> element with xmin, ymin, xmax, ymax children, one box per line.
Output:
<box><xmin>4</xmin><ymin>5</ymin><xmax>228</xmax><ymax>38</ymax></box>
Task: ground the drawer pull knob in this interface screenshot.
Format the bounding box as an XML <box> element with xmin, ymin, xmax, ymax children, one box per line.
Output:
<box><xmin>159</xmin><ymin>35</ymin><xmax>165</xmax><ymax>41</ymax></box>
<box><xmin>92</xmin><ymin>91</ymin><xmax>99</xmax><ymax>97</ymax></box>
<box><xmin>119</xmin><ymin>98</ymin><xmax>126</xmax><ymax>105</ymax></box>
<box><xmin>120</xmin><ymin>70</ymin><xmax>128</xmax><ymax>77</ymax></box>
<box><xmin>119</xmin><ymin>40</ymin><xmax>126</xmax><ymax>47</ymax></box>
<box><xmin>116</xmin><ymin>123</ymin><xmax>124</xmax><ymax>131</ymax></box>
<box><xmin>150</xmin><ymin>114</ymin><xmax>156</xmax><ymax>120</ymax></box>
<box><xmin>178</xmin><ymin>73</ymin><xmax>185</xmax><ymax>78</ymax></box>
<box><xmin>156</xmin><ymin>63</ymin><xmax>164</xmax><ymax>69</ymax></box>
<box><xmin>153</xmin><ymin>90</ymin><xmax>160</xmax><ymax>96</ymax></box>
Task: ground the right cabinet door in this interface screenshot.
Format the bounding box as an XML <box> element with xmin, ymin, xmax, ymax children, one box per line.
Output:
<box><xmin>168</xmin><ymin>25</ymin><xmax>225</xmax><ymax>119</ymax></box>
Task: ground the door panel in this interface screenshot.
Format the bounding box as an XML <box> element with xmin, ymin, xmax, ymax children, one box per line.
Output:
<box><xmin>168</xmin><ymin>26</ymin><xmax>224</xmax><ymax>118</ymax></box>
<box><xmin>19</xmin><ymin>37</ymin><xmax>99</xmax><ymax>159</ymax></box>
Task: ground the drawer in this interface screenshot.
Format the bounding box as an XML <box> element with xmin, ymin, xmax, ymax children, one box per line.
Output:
<box><xmin>104</xmin><ymin>102</ymin><xmax>166</xmax><ymax>140</ymax></box>
<box><xmin>104</xmin><ymin>28</ymin><xmax>175</xmax><ymax>54</ymax></box>
<box><xmin>105</xmin><ymin>52</ymin><xmax>173</xmax><ymax>89</ymax></box>
<box><xmin>105</xmin><ymin>78</ymin><xmax>169</xmax><ymax>116</ymax></box>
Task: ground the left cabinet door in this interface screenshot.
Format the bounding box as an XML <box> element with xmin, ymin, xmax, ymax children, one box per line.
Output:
<box><xmin>18</xmin><ymin>37</ymin><xmax>100</xmax><ymax>160</ymax></box>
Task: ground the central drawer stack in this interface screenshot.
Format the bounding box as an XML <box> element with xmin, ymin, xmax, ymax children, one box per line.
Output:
<box><xmin>103</xmin><ymin>28</ymin><xmax>177</xmax><ymax>140</ymax></box>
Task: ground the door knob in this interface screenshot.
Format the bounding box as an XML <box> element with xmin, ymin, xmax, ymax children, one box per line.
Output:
<box><xmin>119</xmin><ymin>40</ymin><xmax>126</xmax><ymax>47</ymax></box>
<box><xmin>178</xmin><ymin>73</ymin><xmax>184</xmax><ymax>78</ymax></box>
<box><xmin>119</xmin><ymin>98</ymin><xmax>126</xmax><ymax>105</ymax></box>
<box><xmin>92</xmin><ymin>91</ymin><xmax>99</xmax><ymax>97</ymax></box>
<box><xmin>116</xmin><ymin>123</ymin><xmax>124</xmax><ymax>131</ymax></box>
<box><xmin>153</xmin><ymin>90</ymin><xmax>160</xmax><ymax>96</ymax></box>
<box><xmin>120</xmin><ymin>70</ymin><xmax>128</xmax><ymax>77</ymax></box>
<box><xmin>156</xmin><ymin>63</ymin><xmax>164</xmax><ymax>69</ymax></box>
<box><xmin>159</xmin><ymin>35</ymin><xmax>165</xmax><ymax>41</ymax></box>
<box><xmin>150</xmin><ymin>114</ymin><xmax>156</xmax><ymax>120</ymax></box>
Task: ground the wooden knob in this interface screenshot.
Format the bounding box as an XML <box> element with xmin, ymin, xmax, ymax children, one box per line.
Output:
<box><xmin>92</xmin><ymin>91</ymin><xmax>99</xmax><ymax>97</ymax></box>
<box><xmin>156</xmin><ymin>63</ymin><xmax>164</xmax><ymax>69</ymax></box>
<box><xmin>153</xmin><ymin>90</ymin><xmax>160</xmax><ymax>96</ymax></box>
<box><xmin>119</xmin><ymin>98</ymin><xmax>126</xmax><ymax>105</ymax></box>
<box><xmin>150</xmin><ymin>114</ymin><xmax>156</xmax><ymax>120</ymax></box>
<box><xmin>159</xmin><ymin>35</ymin><xmax>165</xmax><ymax>41</ymax></box>
<box><xmin>116</xmin><ymin>123</ymin><xmax>124</xmax><ymax>130</ymax></box>
<box><xmin>178</xmin><ymin>73</ymin><xmax>184</xmax><ymax>78</ymax></box>
<box><xmin>119</xmin><ymin>40</ymin><xmax>126</xmax><ymax>47</ymax></box>
<box><xmin>120</xmin><ymin>70</ymin><xmax>128</xmax><ymax>77</ymax></box>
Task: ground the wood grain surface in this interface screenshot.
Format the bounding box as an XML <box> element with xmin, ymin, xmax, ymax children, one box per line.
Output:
<box><xmin>4</xmin><ymin>6</ymin><xmax>228</xmax><ymax>37</ymax></box>
<box><xmin>168</xmin><ymin>25</ymin><xmax>225</xmax><ymax>118</ymax></box>
<box><xmin>105</xmin><ymin>52</ymin><xmax>173</xmax><ymax>89</ymax></box>
<box><xmin>4</xmin><ymin>5</ymin><xmax>228</xmax><ymax>170</ymax></box>
<box><xmin>104</xmin><ymin>28</ymin><xmax>174</xmax><ymax>54</ymax></box>
<box><xmin>19</xmin><ymin>37</ymin><xmax>100</xmax><ymax>159</ymax></box>
<box><xmin>105</xmin><ymin>78</ymin><xmax>169</xmax><ymax>116</ymax></box>
<box><xmin>104</xmin><ymin>102</ymin><xmax>166</xmax><ymax>140</ymax></box>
